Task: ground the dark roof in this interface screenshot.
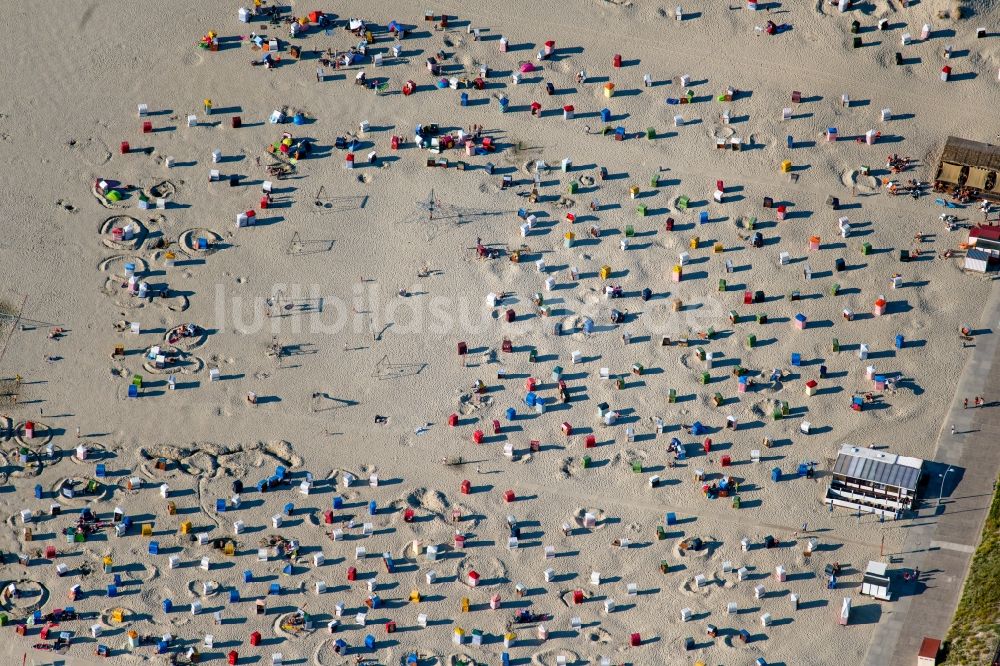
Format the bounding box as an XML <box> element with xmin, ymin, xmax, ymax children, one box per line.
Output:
<box><xmin>834</xmin><ymin>450</ymin><xmax>921</xmax><ymax>490</ymax></box>
<box><xmin>940</xmin><ymin>136</ymin><xmax>1000</xmax><ymax>172</ymax></box>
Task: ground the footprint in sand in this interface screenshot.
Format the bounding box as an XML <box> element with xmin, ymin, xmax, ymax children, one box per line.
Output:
<box><xmin>182</xmin><ymin>51</ymin><xmax>204</xmax><ymax>67</ymax></box>
<box><xmin>70</xmin><ymin>137</ymin><xmax>112</xmax><ymax>166</ymax></box>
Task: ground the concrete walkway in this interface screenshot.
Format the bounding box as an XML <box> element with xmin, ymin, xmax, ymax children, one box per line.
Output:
<box><xmin>863</xmin><ymin>281</ymin><xmax>1000</xmax><ymax>666</ymax></box>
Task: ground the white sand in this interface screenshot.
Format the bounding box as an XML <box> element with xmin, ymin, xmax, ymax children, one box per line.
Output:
<box><xmin>0</xmin><ymin>0</ymin><xmax>998</xmax><ymax>664</ymax></box>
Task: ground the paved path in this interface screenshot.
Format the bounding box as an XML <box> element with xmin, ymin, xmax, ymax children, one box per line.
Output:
<box><xmin>863</xmin><ymin>281</ymin><xmax>1000</xmax><ymax>666</ymax></box>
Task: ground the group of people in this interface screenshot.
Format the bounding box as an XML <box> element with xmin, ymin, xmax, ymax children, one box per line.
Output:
<box><xmin>885</xmin><ymin>177</ymin><xmax>928</xmax><ymax>198</ymax></box>
<box><xmin>885</xmin><ymin>153</ymin><xmax>912</xmax><ymax>173</ymax></box>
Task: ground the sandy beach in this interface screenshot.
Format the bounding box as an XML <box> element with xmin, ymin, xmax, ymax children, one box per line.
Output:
<box><xmin>0</xmin><ymin>0</ymin><xmax>998</xmax><ymax>664</ymax></box>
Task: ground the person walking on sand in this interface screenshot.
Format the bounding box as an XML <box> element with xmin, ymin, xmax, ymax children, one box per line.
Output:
<box><xmin>951</xmin><ymin>424</ymin><xmax>956</xmax><ymax>435</ymax></box>
<box><xmin>964</xmin><ymin>398</ymin><xmax>968</xmax><ymax>409</ymax></box>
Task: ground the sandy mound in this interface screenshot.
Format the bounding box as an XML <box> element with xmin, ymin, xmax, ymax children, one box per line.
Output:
<box><xmin>179</xmin><ymin>228</ymin><xmax>224</xmax><ymax>255</ymax></box>
<box><xmin>533</xmin><ymin>650</ymin><xmax>582</xmax><ymax>665</ymax></box>
<box><xmin>97</xmin><ymin>254</ymin><xmax>149</xmax><ymax>274</ymax></box>
<box><xmin>139</xmin><ymin>440</ymin><xmax>302</xmax><ymax>480</ymax></box>
<box><xmin>571</xmin><ymin>507</ymin><xmax>611</xmax><ymax>530</ymax></box>
<box><xmin>0</xmin><ymin>579</ymin><xmax>49</xmax><ymax>615</ymax></box>
<box><xmin>99</xmin><ymin>215</ymin><xmax>147</xmax><ymax>250</ymax></box>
